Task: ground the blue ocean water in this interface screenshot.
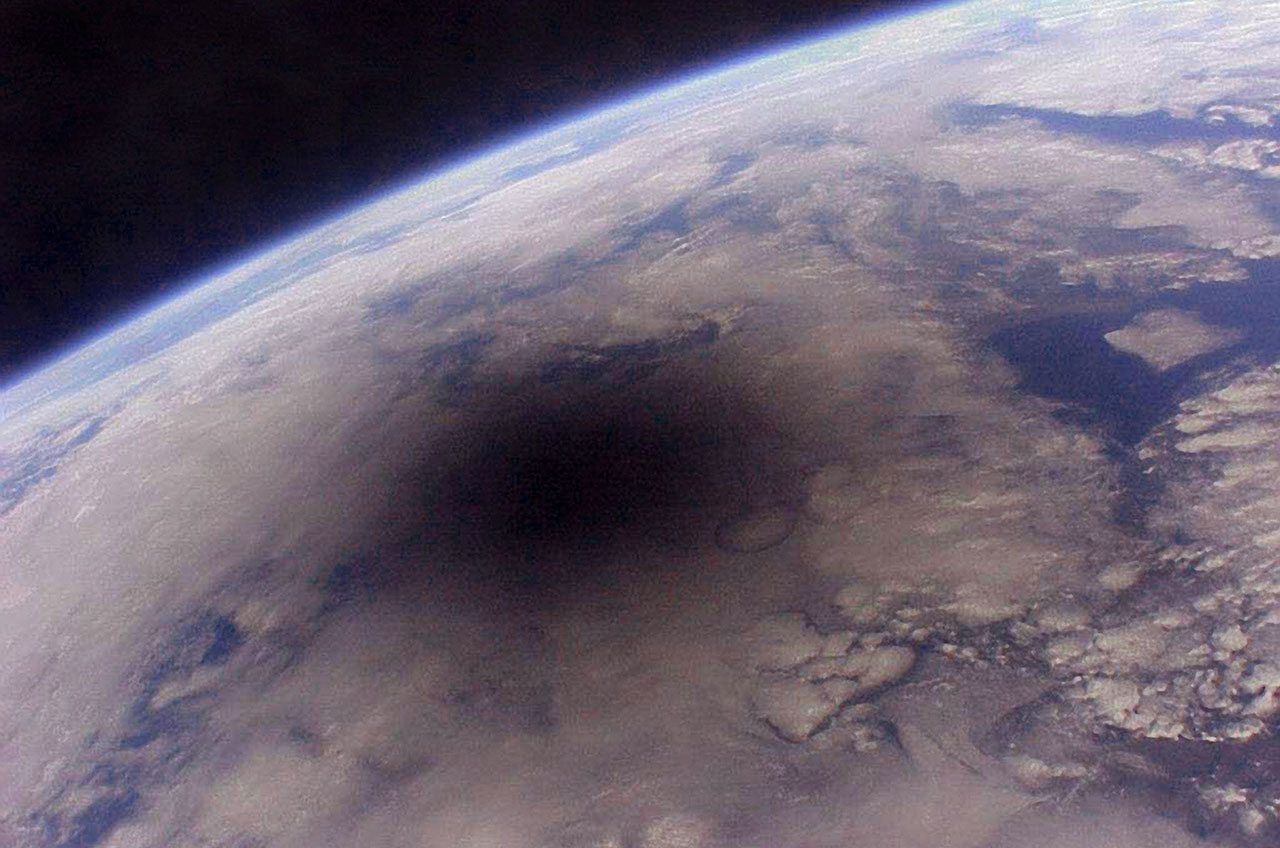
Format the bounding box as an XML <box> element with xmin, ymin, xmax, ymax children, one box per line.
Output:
<box><xmin>990</xmin><ymin>258</ymin><xmax>1280</xmax><ymax>448</ymax></box>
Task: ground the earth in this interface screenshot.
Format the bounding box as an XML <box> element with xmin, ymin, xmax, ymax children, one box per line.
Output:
<box><xmin>5</xmin><ymin>1</ymin><xmax>1280</xmax><ymax>846</ymax></box>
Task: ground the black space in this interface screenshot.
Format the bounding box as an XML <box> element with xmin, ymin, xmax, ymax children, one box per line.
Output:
<box><xmin>2</xmin><ymin>0</ymin><xmax>913</xmax><ymax>382</ymax></box>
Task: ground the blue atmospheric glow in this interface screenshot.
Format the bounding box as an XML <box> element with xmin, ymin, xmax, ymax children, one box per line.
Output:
<box><xmin>3</xmin><ymin>0</ymin><xmax>958</xmax><ymax>401</ymax></box>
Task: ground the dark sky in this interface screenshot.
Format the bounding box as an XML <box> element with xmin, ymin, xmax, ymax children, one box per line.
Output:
<box><xmin>2</xmin><ymin>0</ymin><xmax>917</xmax><ymax>381</ymax></box>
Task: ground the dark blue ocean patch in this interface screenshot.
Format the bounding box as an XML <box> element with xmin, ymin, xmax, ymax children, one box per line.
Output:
<box><xmin>990</xmin><ymin>312</ymin><xmax>1172</xmax><ymax>445</ymax></box>
<box><xmin>501</xmin><ymin>151</ymin><xmax>589</xmax><ymax>184</ymax></box>
<box><xmin>364</xmin><ymin>286</ymin><xmax>427</xmax><ymax>320</ymax></box>
<box><xmin>152</xmin><ymin>611</ymin><xmax>246</xmax><ymax>678</ymax></box>
<box><xmin>769</xmin><ymin>124</ymin><xmax>837</xmax><ymax>149</ymax></box>
<box><xmin>118</xmin><ymin>610</ymin><xmax>246</xmax><ymax>750</ymax></box>
<box><xmin>710</xmin><ymin>151</ymin><xmax>758</xmax><ymax>186</ymax></box>
<box><xmin>347</xmin><ymin>219</ymin><xmax>419</xmax><ymax>255</ymax></box>
<box><xmin>609</xmin><ymin>199</ymin><xmax>693</xmax><ymax>255</ymax></box>
<box><xmin>320</xmin><ymin>555</ymin><xmax>386</xmax><ymax>610</ymax></box>
<box><xmin>949</xmin><ymin>101</ymin><xmax>1279</xmax><ymax>147</ymax></box>
<box><xmin>66</xmin><ymin>417</ymin><xmax>106</xmax><ymax>449</ymax></box>
<box><xmin>431</xmin><ymin>193</ymin><xmax>486</xmax><ymax>222</ymax></box>
<box><xmin>199</xmin><ymin>616</ymin><xmax>244</xmax><ymax>667</ymax></box>
<box><xmin>83</xmin><ymin>762</ymin><xmax>144</xmax><ymax>790</ymax></box>
<box><xmin>58</xmin><ymin>790</ymin><xmax>139</xmax><ymax>848</ymax></box>
<box><xmin>989</xmin><ymin>257</ymin><xmax>1280</xmax><ymax>448</ymax></box>
<box><xmin>498</xmin><ymin>115</ymin><xmax>639</xmax><ymax>185</ymax></box>
<box><xmin>1158</xmin><ymin>257</ymin><xmax>1280</xmax><ymax>354</ymax></box>
<box><xmin>0</xmin><ymin>415</ymin><xmax>110</xmax><ymax>515</ymax></box>
<box><xmin>0</xmin><ymin>459</ymin><xmax>58</xmax><ymax>514</ymax></box>
<box><xmin>118</xmin><ymin>701</ymin><xmax>204</xmax><ymax>751</ymax></box>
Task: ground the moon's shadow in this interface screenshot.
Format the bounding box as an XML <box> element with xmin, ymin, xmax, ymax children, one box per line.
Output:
<box><xmin>374</xmin><ymin>354</ymin><xmax>808</xmax><ymax>613</ymax></box>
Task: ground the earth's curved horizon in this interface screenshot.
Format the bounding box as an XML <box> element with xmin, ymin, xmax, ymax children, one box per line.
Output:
<box><xmin>6</xmin><ymin>2</ymin><xmax>1280</xmax><ymax>846</ymax></box>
